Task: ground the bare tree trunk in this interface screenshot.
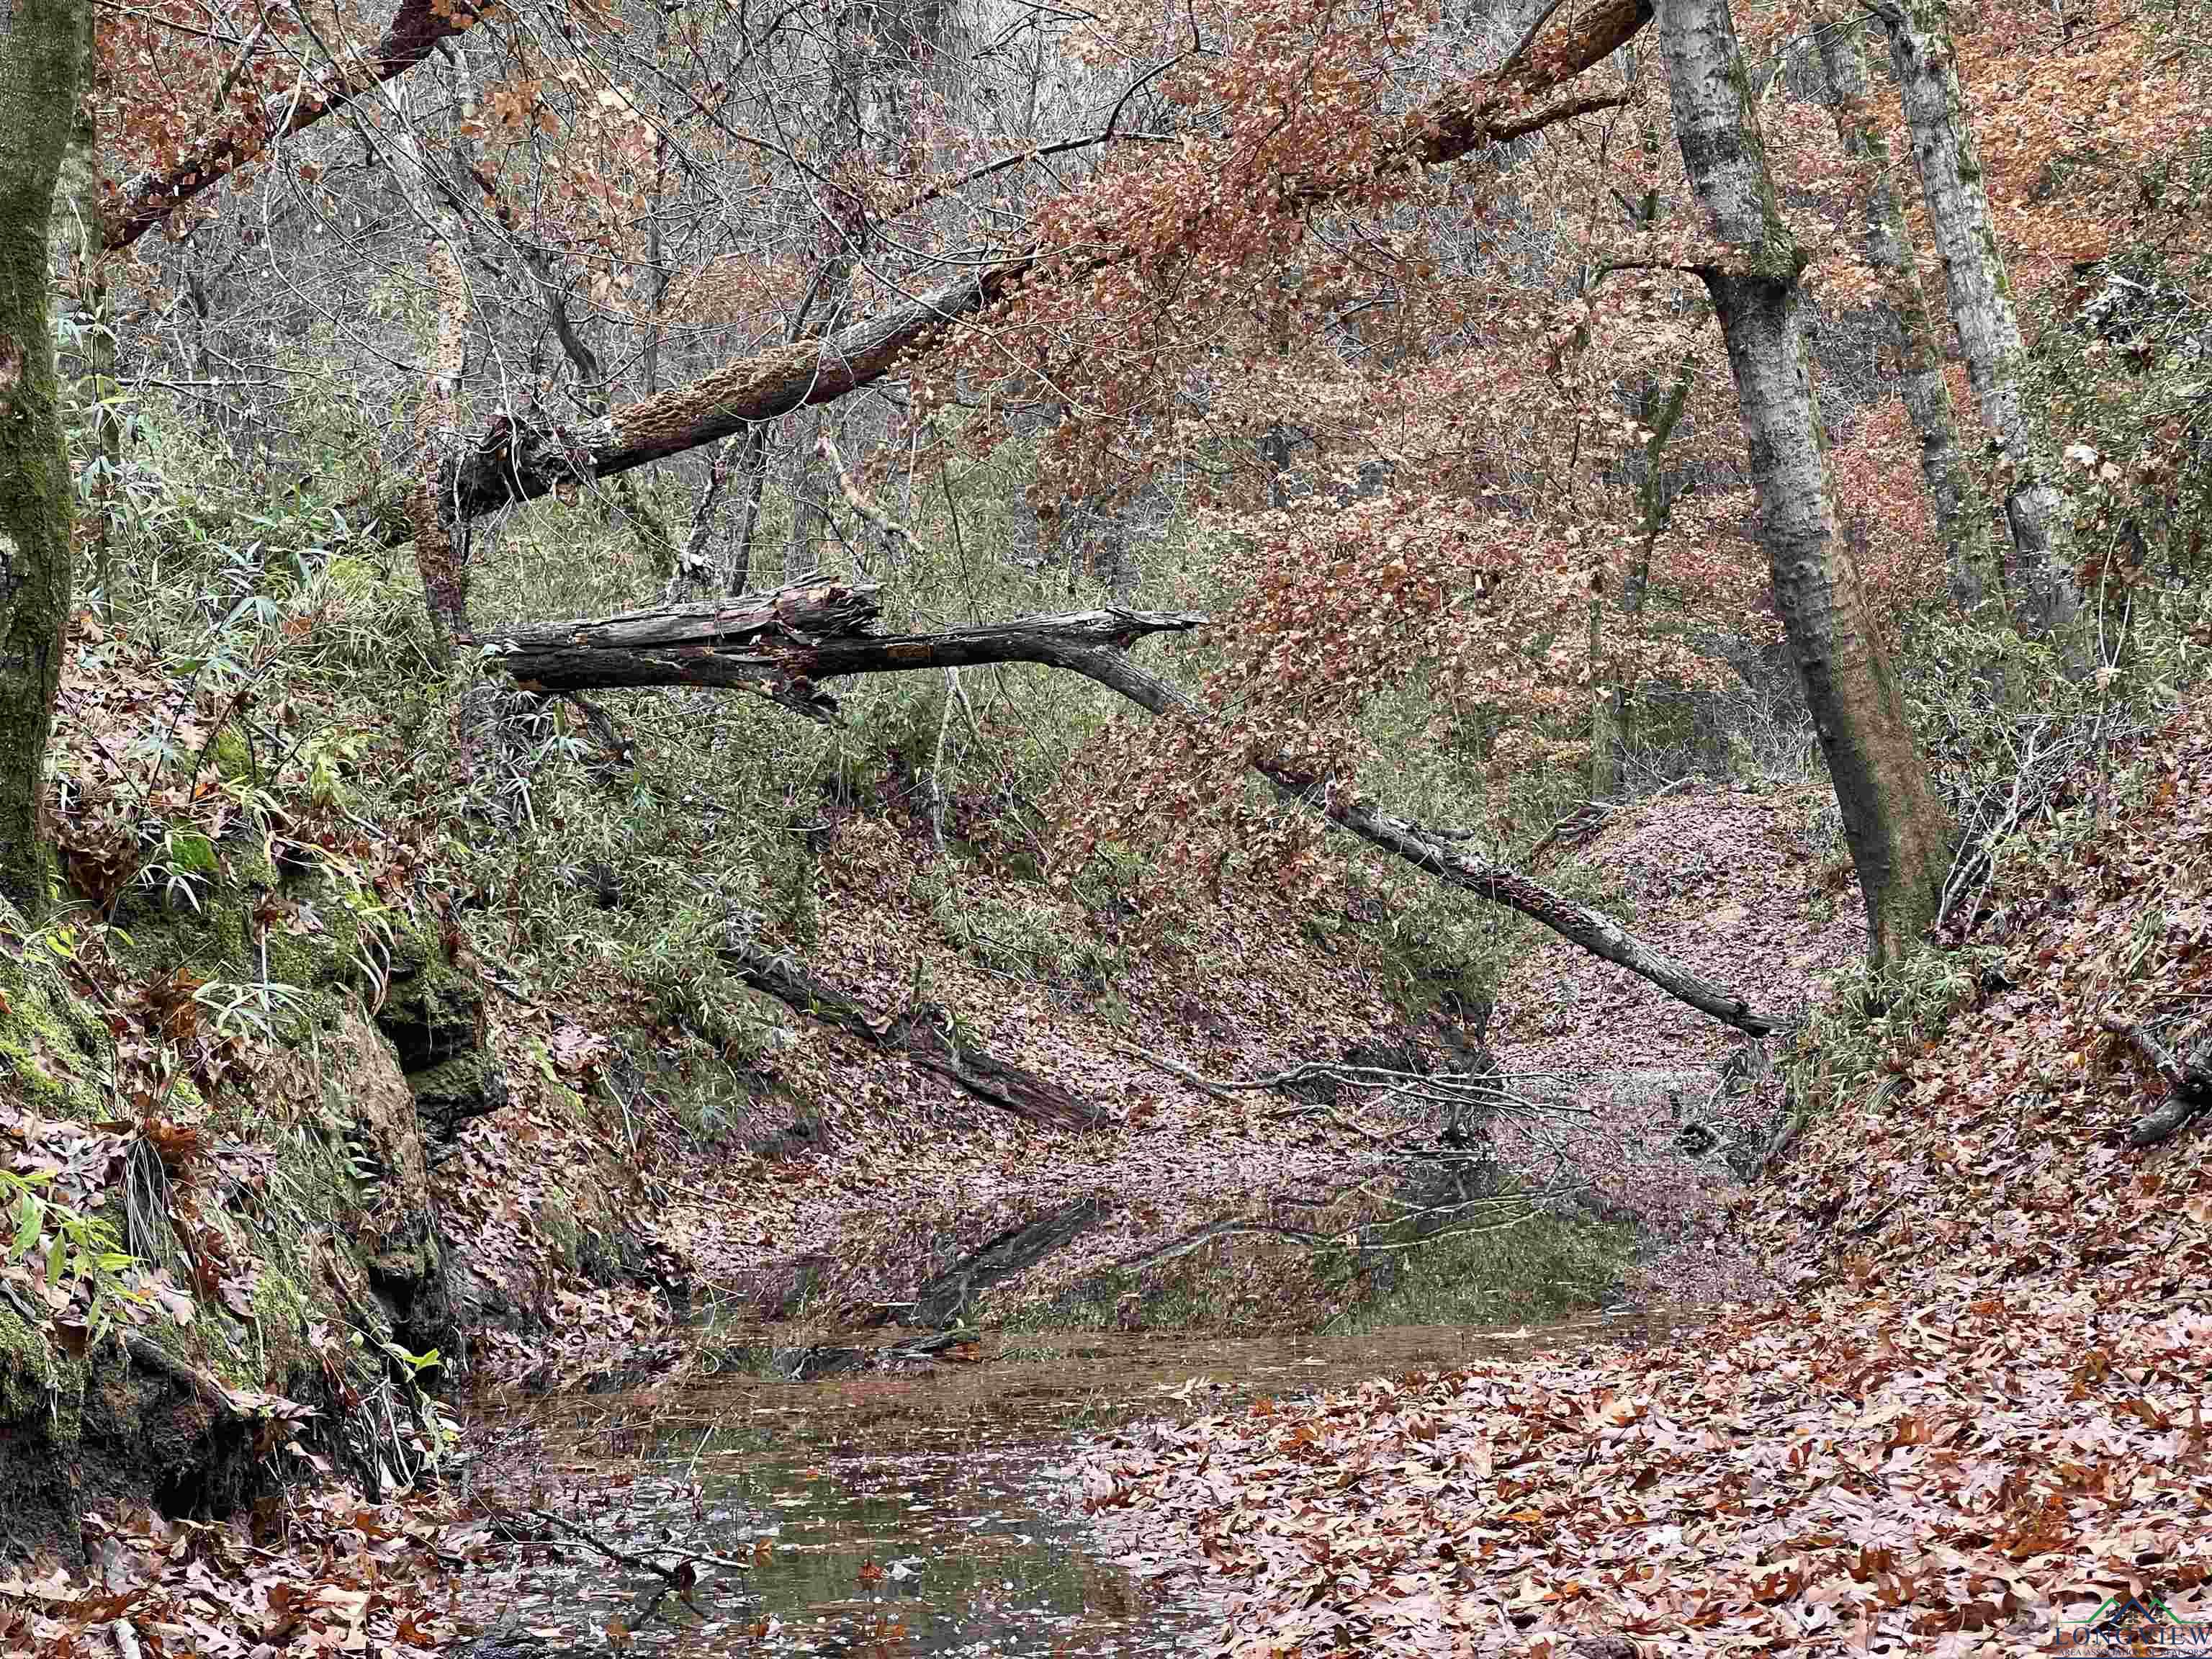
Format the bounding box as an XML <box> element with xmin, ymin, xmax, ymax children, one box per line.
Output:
<box><xmin>1874</xmin><ymin>0</ymin><xmax>2080</xmax><ymax>637</ymax></box>
<box><xmin>1658</xmin><ymin>0</ymin><xmax>1954</xmax><ymax>966</ymax></box>
<box><xmin>391</xmin><ymin>68</ymin><xmax>475</xmax><ymax>655</ymax></box>
<box><xmin>0</xmin><ymin>0</ymin><xmax>89</xmax><ymax>914</ymax></box>
<box><xmin>478</xmin><ymin>583</ymin><xmax>1782</xmax><ymax>1034</ymax></box>
<box><xmin>1816</xmin><ymin>12</ymin><xmax>1999</xmax><ymax>614</ymax></box>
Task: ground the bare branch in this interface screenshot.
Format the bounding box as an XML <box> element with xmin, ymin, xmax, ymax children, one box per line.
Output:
<box><xmin>476</xmin><ymin>583</ymin><xmax>1782</xmax><ymax>1035</ymax></box>
<box><xmin>106</xmin><ymin>0</ymin><xmax>480</xmax><ymax>253</ymax></box>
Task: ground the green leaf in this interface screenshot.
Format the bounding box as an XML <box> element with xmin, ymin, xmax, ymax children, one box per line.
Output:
<box><xmin>11</xmin><ymin>1193</ymin><xmax>45</xmax><ymax>1261</ymax></box>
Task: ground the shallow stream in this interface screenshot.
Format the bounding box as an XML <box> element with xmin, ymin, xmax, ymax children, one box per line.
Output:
<box><xmin>468</xmin><ymin>1311</ymin><xmax>1686</xmax><ymax>1657</ymax></box>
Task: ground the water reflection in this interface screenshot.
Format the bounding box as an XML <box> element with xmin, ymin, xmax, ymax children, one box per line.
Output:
<box><xmin>469</xmin><ymin>1310</ymin><xmax>1689</xmax><ymax>1655</ymax></box>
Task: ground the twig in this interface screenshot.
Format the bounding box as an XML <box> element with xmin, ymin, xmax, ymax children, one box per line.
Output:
<box><xmin>503</xmin><ymin>1504</ymin><xmax>755</xmax><ymax>1583</ymax></box>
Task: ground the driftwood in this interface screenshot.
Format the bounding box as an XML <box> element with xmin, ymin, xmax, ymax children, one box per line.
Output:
<box><xmin>483</xmin><ymin>583</ymin><xmax>1781</xmax><ymax>1035</ymax></box>
<box><xmin>2100</xmin><ymin>1015</ymin><xmax>2212</xmax><ymax>1148</ymax></box>
<box><xmin>725</xmin><ymin>945</ymin><xmax>1105</xmax><ymax>1133</ymax></box>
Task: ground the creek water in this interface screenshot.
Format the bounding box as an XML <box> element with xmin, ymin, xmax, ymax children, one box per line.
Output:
<box><xmin>467</xmin><ymin>1310</ymin><xmax>1685</xmax><ymax>1658</ymax></box>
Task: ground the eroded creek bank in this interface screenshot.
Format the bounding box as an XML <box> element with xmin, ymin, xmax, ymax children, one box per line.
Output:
<box><xmin>464</xmin><ymin>1311</ymin><xmax>1693</xmax><ymax>1657</ymax></box>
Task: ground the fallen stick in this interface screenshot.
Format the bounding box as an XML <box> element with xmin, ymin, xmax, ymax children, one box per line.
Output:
<box><xmin>2100</xmin><ymin>1014</ymin><xmax>2212</xmax><ymax>1148</ymax></box>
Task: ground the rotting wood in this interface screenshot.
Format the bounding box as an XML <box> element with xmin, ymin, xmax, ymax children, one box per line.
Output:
<box><xmin>482</xmin><ymin>583</ymin><xmax>1782</xmax><ymax>1035</ymax></box>
<box><xmin>2100</xmin><ymin>1015</ymin><xmax>2212</xmax><ymax>1148</ymax></box>
<box><xmin>724</xmin><ymin>944</ymin><xmax>1104</xmax><ymax>1133</ymax></box>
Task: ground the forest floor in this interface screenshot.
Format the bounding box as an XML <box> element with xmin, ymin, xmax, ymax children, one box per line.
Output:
<box><xmin>18</xmin><ymin>606</ymin><xmax>2206</xmax><ymax>1657</ymax></box>
<box><xmin>1075</xmin><ymin>698</ymin><xmax>2212</xmax><ymax>1657</ymax></box>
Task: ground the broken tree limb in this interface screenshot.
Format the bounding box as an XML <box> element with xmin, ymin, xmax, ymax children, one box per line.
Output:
<box><xmin>480</xmin><ymin>583</ymin><xmax>1783</xmax><ymax>1035</ymax></box>
<box><xmin>724</xmin><ymin>945</ymin><xmax>1105</xmax><ymax>1133</ymax></box>
<box><xmin>106</xmin><ymin>0</ymin><xmax>479</xmax><ymax>253</ymax></box>
<box><xmin>2100</xmin><ymin>1014</ymin><xmax>2212</xmax><ymax>1148</ymax></box>
<box><xmin>346</xmin><ymin>0</ymin><xmax>1647</xmax><ymax>547</ymax></box>
<box><xmin>478</xmin><ymin>583</ymin><xmax>1208</xmax><ymax>709</ymax></box>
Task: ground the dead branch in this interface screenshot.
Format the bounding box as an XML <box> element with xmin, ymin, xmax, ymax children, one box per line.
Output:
<box><xmin>2100</xmin><ymin>1014</ymin><xmax>2212</xmax><ymax>1147</ymax></box>
<box><xmin>107</xmin><ymin>0</ymin><xmax>479</xmax><ymax>253</ymax></box>
<box><xmin>478</xmin><ymin>582</ymin><xmax>1781</xmax><ymax>1035</ymax></box>
<box><xmin>1107</xmin><ymin>1040</ymin><xmax>1569</xmax><ymax>1144</ymax></box>
<box><xmin>345</xmin><ymin>9</ymin><xmax>1644</xmax><ymax>548</ymax></box>
<box><xmin>818</xmin><ymin>432</ymin><xmax>920</xmax><ymax>566</ymax></box>
<box><xmin>725</xmin><ymin>945</ymin><xmax>1104</xmax><ymax>1133</ymax></box>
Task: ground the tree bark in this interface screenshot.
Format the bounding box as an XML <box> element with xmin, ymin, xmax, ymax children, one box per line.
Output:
<box><xmin>104</xmin><ymin>0</ymin><xmax>474</xmax><ymax>254</ymax></box>
<box><xmin>1657</xmin><ymin>0</ymin><xmax>1954</xmax><ymax>966</ymax></box>
<box><xmin>0</xmin><ymin>0</ymin><xmax>89</xmax><ymax>914</ymax></box>
<box><xmin>355</xmin><ymin>0</ymin><xmax>1650</xmax><ymax>547</ymax></box>
<box><xmin>1816</xmin><ymin>12</ymin><xmax>2000</xmax><ymax>614</ymax></box>
<box><xmin>1874</xmin><ymin>0</ymin><xmax>2080</xmax><ymax>637</ymax></box>
<box><xmin>478</xmin><ymin>583</ymin><xmax>1782</xmax><ymax>1034</ymax></box>
<box><xmin>389</xmin><ymin>69</ymin><xmax>475</xmax><ymax>656</ymax></box>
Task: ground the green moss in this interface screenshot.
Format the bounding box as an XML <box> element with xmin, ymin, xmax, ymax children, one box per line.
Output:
<box><xmin>167</xmin><ymin>832</ymin><xmax>219</xmax><ymax>876</ymax></box>
<box><xmin>405</xmin><ymin>1050</ymin><xmax>498</xmax><ymax>1115</ymax></box>
<box><xmin>0</xmin><ymin>1300</ymin><xmax>87</xmax><ymax>1444</ymax></box>
<box><xmin>208</xmin><ymin>727</ymin><xmax>256</xmax><ymax>785</ymax></box>
<box><xmin>534</xmin><ymin>1193</ymin><xmax>581</xmax><ymax>1272</ymax></box>
<box><xmin>0</xmin><ymin>905</ymin><xmax>109</xmax><ymax>1118</ymax></box>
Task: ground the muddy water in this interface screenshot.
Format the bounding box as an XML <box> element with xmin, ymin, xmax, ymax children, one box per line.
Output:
<box><xmin>472</xmin><ymin>1311</ymin><xmax>1687</xmax><ymax>1657</ymax></box>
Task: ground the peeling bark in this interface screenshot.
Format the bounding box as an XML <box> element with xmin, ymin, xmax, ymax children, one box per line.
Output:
<box><xmin>1875</xmin><ymin>0</ymin><xmax>2080</xmax><ymax>637</ymax></box>
<box><xmin>478</xmin><ymin>584</ymin><xmax>1782</xmax><ymax>1035</ymax></box>
<box><xmin>0</xmin><ymin>0</ymin><xmax>89</xmax><ymax>914</ymax></box>
<box><xmin>1816</xmin><ymin>13</ymin><xmax>2000</xmax><ymax>613</ymax></box>
<box><xmin>1658</xmin><ymin>0</ymin><xmax>1954</xmax><ymax>966</ymax></box>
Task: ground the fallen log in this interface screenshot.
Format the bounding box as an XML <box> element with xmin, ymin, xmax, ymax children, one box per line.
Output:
<box><xmin>482</xmin><ymin>583</ymin><xmax>1783</xmax><ymax>1035</ymax></box>
<box><xmin>725</xmin><ymin>945</ymin><xmax>1105</xmax><ymax>1133</ymax></box>
<box><xmin>2100</xmin><ymin>1015</ymin><xmax>2212</xmax><ymax>1148</ymax></box>
<box><xmin>345</xmin><ymin>0</ymin><xmax>1647</xmax><ymax>545</ymax></box>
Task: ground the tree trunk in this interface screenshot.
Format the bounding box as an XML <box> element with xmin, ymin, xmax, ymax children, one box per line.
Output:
<box><xmin>53</xmin><ymin>0</ymin><xmax>114</xmax><ymax>606</ymax></box>
<box><xmin>353</xmin><ymin>1</ymin><xmax>1650</xmax><ymax>548</ymax></box>
<box><xmin>1816</xmin><ymin>12</ymin><xmax>2000</xmax><ymax>614</ymax></box>
<box><xmin>1657</xmin><ymin>0</ymin><xmax>1954</xmax><ymax>966</ymax></box>
<box><xmin>1875</xmin><ymin>0</ymin><xmax>2080</xmax><ymax>637</ymax></box>
<box><xmin>390</xmin><ymin>69</ymin><xmax>475</xmax><ymax>655</ymax></box>
<box><xmin>478</xmin><ymin>583</ymin><xmax>1781</xmax><ymax>1033</ymax></box>
<box><xmin>0</xmin><ymin>0</ymin><xmax>89</xmax><ymax>915</ymax></box>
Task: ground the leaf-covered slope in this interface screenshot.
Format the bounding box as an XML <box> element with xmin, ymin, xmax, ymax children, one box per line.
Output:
<box><xmin>1076</xmin><ymin>700</ymin><xmax>2212</xmax><ymax>1657</ymax></box>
